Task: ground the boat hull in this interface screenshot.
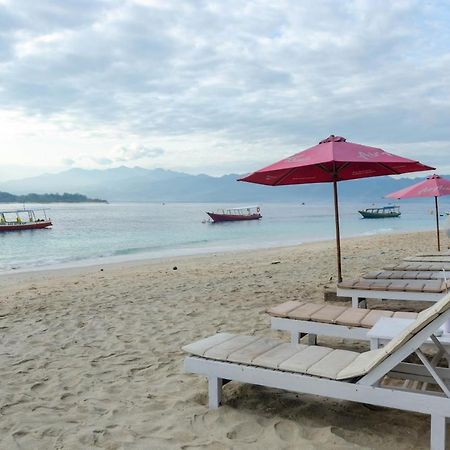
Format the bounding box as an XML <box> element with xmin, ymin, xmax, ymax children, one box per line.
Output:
<box><xmin>207</xmin><ymin>213</ymin><xmax>261</xmax><ymax>223</ymax></box>
<box><xmin>359</xmin><ymin>211</ymin><xmax>401</xmax><ymax>219</ymax></box>
<box><xmin>0</xmin><ymin>221</ymin><xmax>52</xmax><ymax>232</ymax></box>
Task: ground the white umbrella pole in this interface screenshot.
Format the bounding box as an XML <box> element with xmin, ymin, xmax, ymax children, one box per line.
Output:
<box><xmin>435</xmin><ymin>196</ymin><xmax>441</xmax><ymax>251</ymax></box>
<box><xmin>333</xmin><ymin>179</ymin><xmax>343</xmax><ymax>282</ymax></box>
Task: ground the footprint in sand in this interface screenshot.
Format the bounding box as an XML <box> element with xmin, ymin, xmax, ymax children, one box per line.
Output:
<box><xmin>226</xmin><ymin>421</ymin><xmax>262</xmax><ymax>443</ymax></box>
<box><xmin>274</xmin><ymin>420</ymin><xmax>299</xmax><ymax>441</ymax></box>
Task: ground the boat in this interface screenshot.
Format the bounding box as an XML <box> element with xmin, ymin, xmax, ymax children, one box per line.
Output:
<box><xmin>358</xmin><ymin>205</ymin><xmax>401</xmax><ymax>219</ymax></box>
<box><xmin>0</xmin><ymin>209</ymin><xmax>52</xmax><ymax>232</ymax></box>
<box><xmin>206</xmin><ymin>206</ymin><xmax>262</xmax><ymax>223</ymax></box>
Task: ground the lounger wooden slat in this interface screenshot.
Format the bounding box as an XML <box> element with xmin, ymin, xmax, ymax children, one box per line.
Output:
<box><xmin>405</xmin><ymin>256</ymin><xmax>450</xmax><ymax>263</ymax></box>
<box><xmin>363</xmin><ymin>271</ymin><xmax>445</xmax><ymax>280</ymax></box>
<box><xmin>266</xmin><ymin>301</ymin><xmax>303</xmax><ymax>317</ymax></box>
<box><xmin>383</xmin><ymin>280</ymin><xmax>409</xmax><ymax>291</ymax></box>
<box><xmin>385</xmin><ymin>262</ymin><xmax>450</xmax><ymax>272</ymax></box>
<box><xmin>393</xmin><ymin>311</ymin><xmax>419</xmax><ymax>320</ymax></box>
<box><xmin>252</xmin><ymin>343</ymin><xmax>309</xmax><ymax>369</ymax></box>
<box><xmin>364</xmin><ymin>271</ymin><xmax>384</xmax><ymax>279</ymax></box>
<box><xmin>306</xmin><ymin>349</ymin><xmax>359</xmax><ymax>378</ymax></box>
<box><xmin>204</xmin><ymin>335</ymin><xmax>260</xmax><ymax>360</ymax></box>
<box><xmin>227</xmin><ymin>338</ymin><xmax>284</xmax><ymax>364</ymax></box>
<box><xmin>309</xmin><ymin>305</ymin><xmax>348</xmax><ymax>323</ymax></box>
<box><xmin>287</xmin><ymin>303</ymin><xmax>324</xmax><ymax>320</ymax></box>
<box><xmin>360</xmin><ymin>310</ymin><xmax>395</xmax><ymax>328</ymax></box>
<box><xmin>334</xmin><ymin>307</ymin><xmax>371</xmax><ymax>327</ymax></box>
<box><xmin>269</xmin><ymin>303</ymin><xmax>419</xmax><ymax>343</ymax></box>
<box><xmin>337</xmin><ymin>276</ymin><xmax>449</xmax><ymax>308</ymax></box>
<box><xmin>182</xmin><ymin>332</ymin><xmax>236</xmax><ymax>356</ymax></box>
<box><xmin>278</xmin><ymin>345</ymin><xmax>332</xmax><ymax>372</ymax></box>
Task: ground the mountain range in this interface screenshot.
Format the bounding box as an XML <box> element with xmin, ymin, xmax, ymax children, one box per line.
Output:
<box><xmin>0</xmin><ymin>166</ymin><xmax>444</xmax><ymax>202</ymax></box>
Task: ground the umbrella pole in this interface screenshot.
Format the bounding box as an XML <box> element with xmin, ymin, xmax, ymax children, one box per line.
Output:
<box><xmin>333</xmin><ymin>179</ymin><xmax>343</xmax><ymax>282</ymax></box>
<box><xmin>435</xmin><ymin>196</ymin><xmax>441</xmax><ymax>252</ymax></box>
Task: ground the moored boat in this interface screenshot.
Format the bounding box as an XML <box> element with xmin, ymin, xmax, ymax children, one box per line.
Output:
<box><xmin>0</xmin><ymin>209</ymin><xmax>52</xmax><ymax>232</ymax></box>
<box><xmin>359</xmin><ymin>205</ymin><xmax>401</xmax><ymax>219</ymax></box>
<box><xmin>206</xmin><ymin>206</ymin><xmax>262</xmax><ymax>223</ymax></box>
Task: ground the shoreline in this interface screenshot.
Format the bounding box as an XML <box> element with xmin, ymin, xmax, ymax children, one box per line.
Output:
<box><xmin>0</xmin><ymin>229</ymin><xmax>439</xmax><ymax>289</ymax></box>
<box><xmin>0</xmin><ymin>226</ymin><xmax>437</xmax><ymax>281</ymax></box>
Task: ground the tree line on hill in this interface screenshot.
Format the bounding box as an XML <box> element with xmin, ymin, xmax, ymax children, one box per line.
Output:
<box><xmin>0</xmin><ymin>191</ymin><xmax>108</xmax><ymax>203</ymax></box>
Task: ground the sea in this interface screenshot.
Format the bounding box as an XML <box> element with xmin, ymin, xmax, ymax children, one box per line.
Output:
<box><xmin>1</xmin><ymin>200</ymin><xmax>449</xmax><ymax>274</ymax></box>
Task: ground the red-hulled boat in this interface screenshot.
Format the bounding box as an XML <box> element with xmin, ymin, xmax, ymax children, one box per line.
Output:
<box><xmin>206</xmin><ymin>206</ymin><xmax>262</xmax><ymax>223</ymax></box>
<box><xmin>0</xmin><ymin>209</ymin><xmax>52</xmax><ymax>232</ymax></box>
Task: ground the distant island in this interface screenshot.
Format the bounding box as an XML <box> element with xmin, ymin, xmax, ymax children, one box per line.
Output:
<box><xmin>0</xmin><ymin>191</ymin><xmax>108</xmax><ymax>203</ymax></box>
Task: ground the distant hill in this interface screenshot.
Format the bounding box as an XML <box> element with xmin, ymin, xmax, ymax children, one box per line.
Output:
<box><xmin>0</xmin><ymin>166</ymin><xmax>444</xmax><ymax>203</ymax></box>
<box><xmin>0</xmin><ymin>191</ymin><xmax>107</xmax><ymax>203</ymax></box>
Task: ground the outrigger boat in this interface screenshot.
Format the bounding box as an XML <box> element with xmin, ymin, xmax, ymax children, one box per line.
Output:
<box><xmin>206</xmin><ymin>206</ymin><xmax>262</xmax><ymax>223</ymax></box>
<box><xmin>359</xmin><ymin>205</ymin><xmax>401</xmax><ymax>219</ymax></box>
<box><xmin>0</xmin><ymin>209</ymin><xmax>52</xmax><ymax>232</ymax></box>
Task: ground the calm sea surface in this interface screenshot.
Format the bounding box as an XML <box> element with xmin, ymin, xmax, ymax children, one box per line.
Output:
<box><xmin>1</xmin><ymin>200</ymin><xmax>449</xmax><ymax>273</ymax></box>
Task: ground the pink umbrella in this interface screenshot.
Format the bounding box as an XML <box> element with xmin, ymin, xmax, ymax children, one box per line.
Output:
<box><xmin>239</xmin><ymin>135</ymin><xmax>434</xmax><ymax>281</ymax></box>
<box><xmin>386</xmin><ymin>174</ymin><xmax>450</xmax><ymax>251</ymax></box>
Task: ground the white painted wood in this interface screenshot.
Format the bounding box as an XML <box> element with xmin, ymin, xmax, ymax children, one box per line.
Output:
<box><xmin>431</xmin><ymin>415</ymin><xmax>446</xmax><ymax>450</ymax></box>
<box><xmin>368</xmin><ymin>318</ymin><xmax>450</xmax><ymax>351</ymax></box>
<box><xmin>337</xmin><ymin>286</ymin><xmax>444</xmax><ymax>305</ymax></box>
<box><xmin>184</xmin><ymin>356</ymin><xmax>450</xmax><ymax>415</ymax></box>
<box><xmin>208</xmin><ymin>376</ymin><xmax>222</xmax><ymax>409</ymax></box>
<box><xmin>415</xmin><ymin>349</ymin><xmax>450</xmax><ymax>398</ymax></box>
<box><xmin>358</xmin><ymin>308</ymin><xmax>450</xmax><ymax>386</ymax></box>
<box><xmin>271</xmin><ymin>317</ymin><xmax>369</xmax><ymax>342</ymax></box>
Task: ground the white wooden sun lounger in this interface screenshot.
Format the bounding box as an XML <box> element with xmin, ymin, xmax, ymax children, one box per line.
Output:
<box><xmin>184</xmin><ymin>292</ymin><xmax>450</xmax><ymax>450</ymax></box>
<box><xmin>267</xmin><ymin>300</ymin><xmax>419</xmax><ymax>344</ymax></box>
<box><xmin>404</xmin><ymin>256</ymin><xmax>450</xmax><ymax>263</ymax></box>
<box><xmin>337</xmin><ymin>278</ymin><xmax>450</xmax><ymax>308</ymax></box>
<box><xmin>363</xmin><ymin>270</ymin><xmax>450</xmax><ymax>280</ymax></box>
<box><xmin>385</xmin><ymin>262</ymin><xmax>450</xmax><ymax>272</ymax></box>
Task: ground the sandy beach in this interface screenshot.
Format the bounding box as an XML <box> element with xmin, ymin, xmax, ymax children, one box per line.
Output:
<box><xmin>0</xmin><ymin>230</ymin><xmax>446</xmax><ymax>449</ymax></box>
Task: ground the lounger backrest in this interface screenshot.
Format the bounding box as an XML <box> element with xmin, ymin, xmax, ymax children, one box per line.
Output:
<box><xmin>337</xmin><ymin>291</ymin><xmax>450</xmax><ymax>380</ymax></box>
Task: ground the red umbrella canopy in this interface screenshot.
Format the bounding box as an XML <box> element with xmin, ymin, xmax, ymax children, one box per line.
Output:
<box><xmin>240</xmin><ymin>135</ymin><xmax>435</xmax><ymax>185</ymax></box>
<box><xmin>386</xmin><ymin>174</ymin><xmax>450</xmax><ymax>199</ymax></box>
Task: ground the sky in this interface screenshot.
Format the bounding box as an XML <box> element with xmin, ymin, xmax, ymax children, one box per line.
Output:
<box><xmin>0</xmin><ymin>0</ymin><xmax>449</xmax><ymax>180</ymax></box>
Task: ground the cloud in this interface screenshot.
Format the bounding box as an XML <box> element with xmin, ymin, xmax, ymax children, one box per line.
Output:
<box><xmin>0</xmin><ymin>0</ymin><xmax>449</xmax><ymax>175</ymax></box>
<box><xmin>116</xmin><ymin>145</ymin><xmax>165</xmax><ymax>161</ymax></box>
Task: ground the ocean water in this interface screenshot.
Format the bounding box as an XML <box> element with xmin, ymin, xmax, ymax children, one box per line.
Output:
<box><xmin>0</xmin><ymin>200</ymin><xmax>449</xmax><ymax>273</ymax></box>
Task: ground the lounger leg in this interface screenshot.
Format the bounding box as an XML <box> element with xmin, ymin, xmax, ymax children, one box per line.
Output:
<box><xmin>431</xmin><ymin>415</ymin><xmax>446</xmax><ymax>450</ymax></box>
<box><xmin>308</xmin><ymin>333</ymin><xmax>317</xmax><ymax>345</ymax></box>
<box><xmin>352</xmin><ymin>296</ymin><xmax>366</xmax><ymax>308</ymax></box>
<box><xmin>208</xmin><ymin>377</ymin><xmax>223</xmax><ymax>409</ymax></box>
<box><xmin>291</xmin><ymin>332</ymin><xmax>304</xmax><ymax>344</ymax></box>
<box><xmin>370</xmin><ymin>337</ymin><xmax>380</xmax><ymax>351</ymax></box>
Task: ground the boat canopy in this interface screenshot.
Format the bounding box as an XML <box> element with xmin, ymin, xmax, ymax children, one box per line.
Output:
<box><xmin>0</xmin><ymin>208</ymin><xmax>48</xmax><ymax>214</ymax></box>
<box><xmin>225</xmin><ymin>206</ymin><xmax>259</xmax><ymax>210</ymax></box>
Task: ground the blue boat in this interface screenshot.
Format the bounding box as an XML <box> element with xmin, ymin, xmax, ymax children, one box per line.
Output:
<box><xmin>359</xmin><ymin>205</ymin><xmax>401</xmax><ymax>219</ymax></box>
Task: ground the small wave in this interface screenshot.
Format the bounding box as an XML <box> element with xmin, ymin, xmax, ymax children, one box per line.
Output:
<box><xmin>360</xmin><ymin>228</ymin><xmax>394</xmax><ymax>236</ymax></box>
<box><xmin>111</xmin><ymin>239</ymin><xmax>211</xmax><ymax>257</ymax></box>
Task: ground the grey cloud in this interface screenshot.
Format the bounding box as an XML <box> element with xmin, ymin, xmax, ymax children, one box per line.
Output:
<box><xmin>62</xmin><ymin>158</ymin><xmax>76</xmax><ymax>166</ymax></box>
<box><xmin>116</xmin><ymin>146</ymin><xmax>165</xmax><ymax>161</ymax></box>
<box><xmin>0</xmin><ymin>0</ymin><xmax>449</xmax><ymax>171</ymax></box>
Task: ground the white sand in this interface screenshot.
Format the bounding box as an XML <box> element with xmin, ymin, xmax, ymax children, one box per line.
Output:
<box><xmin>0</xmin><ymin>230</ymin><xmax>444</xmax><ymax>449</ymax></box>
